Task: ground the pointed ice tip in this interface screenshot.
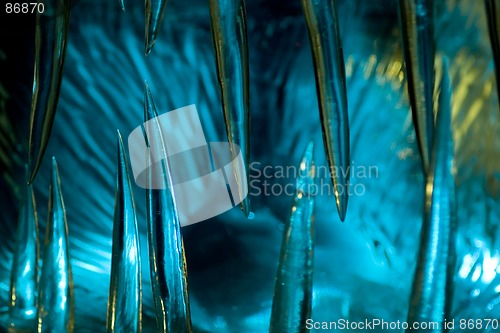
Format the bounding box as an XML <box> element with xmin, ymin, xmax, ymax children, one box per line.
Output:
<box><xmin>27</xmin><ymin>162</ymin><xmax>36</xmax><ymax>184</ymax></box>
<box><xmin>338</xmin><ymin>196</ymin><xmax>348</xmax><ymax>222</ymax></box>
<box><xmin>240</xmin><ymin>197</ymin><xmax>252</xmax><ymax>218</ymax></box>
<box><xmin>51</xmin><ymin>156</ymin><xmax>58</xmax><ymax>182</ymax></box>
<box><xmin>332</xmin><ymin>180</ymin><xmax>348</xmax><ymax>222</ymax></box>
<box><xmin>145</xmin><ymin>0</ymin><xmax>168</xmax><ymax>55</ymax></box>
<box><xmin>119</xmin><ymin>0</ymin><xmax>125</xmax><ymax>11</ymax></box>
<box><xmin>27</xmin><ymin>152</ymin><xmax>43</xmax><ymax>183</ymax></box>
<box><xmin>144</xmin><ymin>32</ymin><xmax>156</xmax><ymax>55</ymax></box>
<box><xmin>116</xmin><ymin>130</ymin><xmax>127</xmax><ymax>177</ymax></box>
<box><xmin>145</xmin><ymin>42</ymin><xmax>153</xmax><ymax>56</ymax></box>
<box><xmin>50</xmin><ymin>157</ymin><xmax>65</xmax><ymax>208</ymax></box>
<box><xmin>301</xmin><ymin>141</ymin><xmax>314</xmax><ymax>171</ymax></box>
<box><xmin>144</xmin><ymin>81</ymin><xmax>159</xmax><ymax>121</ymax></box>
<box><xmin>50</xmin><ymin>157</ymin><xmax>64</xmax><ymax>205</ymax></box>
<box><xmin>299</xmin><ymin>141</ymin><xmax>315</xmax><ymax>180</ymax></box>
<box><xmin>117</xmin><ymin>130</ymin><xmax>125</xmax><ymax>153</ymax></box>
<box><xmin>296</xmin><ymin>141</ymin><xmax>315</xmax><ymax>193</ymax></box>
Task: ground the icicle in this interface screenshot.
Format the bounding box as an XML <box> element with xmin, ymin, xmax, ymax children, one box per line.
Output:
<box><xmin>302</xmin><ymin>0</ymin><xmax>350</xmax><ymax>221</ymax></box>
<box><xmin>106</xmin><ymin>131</ymin><xmax>142</xmax><ymax>333</ymax></box>
<box><xmin>143</xmin><ymin>83</ymin><xmax>192</xmax><ymax>332</ymax></box>
<box><xmin>270</xmin><ymin>141</ymin><xmax>315</xmax><ymax>333</ymax></box>
<box><xmin>36</xmin><ymin>157</ymin><xmax>74</xmax><ymax>333</ymax></box>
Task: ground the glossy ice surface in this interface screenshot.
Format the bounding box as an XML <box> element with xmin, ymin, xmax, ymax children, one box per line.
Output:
<box><xmin>9</xmin><ymin>180</ymin><xmax>38</xmax><ymax>327</ymax></box>
<box><xmin>28</xmin><ymin>0</ymin><xmax>72</xmax><ymax>183</ymax></box>
<box><xmin>406</xmin><ymin>58</ymin><xmax>455</xmax><ymax>332</ymax></box>
<box><xmin>302</xmin><ymin>0</ymin><xmax>350</xmax><ymax>221</ymax></box>
<box><xmin>270</xmin><ymin>141</ymin><xmax>315</xmax><ymax>333</ymax></box>
<box><xmin>209</xmin><ymin>0</ymin><xmax>252</xmax><ymax>218</ymax></box>
<box><xmin>106</xmin><ymin>132</ymin><xmax>142</xmax><ymax>333</ymax></box>
<box><xmin>36</xmin><ymin>158</ymin><xmax>74</xmax><ymax>333</ymax></box>
<box><xmin>144</xmin><ymin>84</ymin><xmax>192</xmax><ymax>332</ymax></box>
<box><xmin>398</xmin><ymin>0</ymin><xmax>435</xmax><ymax>174</ymax></box>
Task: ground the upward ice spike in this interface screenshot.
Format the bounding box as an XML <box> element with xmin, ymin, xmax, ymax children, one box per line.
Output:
<box><xmin>145</xmin><ymin>0</ymin><xmax>168</xmax><ymax>54</ymax></box>
<box><xmin>209</xmin><ymin>0</ymin><xmax>251</xmax><ymax>218</ymax></box>
<box><xmin>106</xmin><ymin>131</ymin><xmax>142</xmax><ymax>333</ymax></box>
<box><xmin>28</xmin><ymin>0</ymin><xmax>72</xmax><ymax>183</ymax></box>
<box><xmin>143</xmin><ymin>83</ymin><xmax>192</xmax><ymax>333</ymax></box>
<box><xmin>9</xmin><ymin>179</ymin><xmax>39</xmax><ymax>326</ymax></box>
<box><xmin>398</xmin><ymin>0</ymin><xmax>435</xmax><ymax>173</ymax></box>
<box><xmin>406</xmin><ymin>58</ymin><xmax>456</xmax><ymax>333</ymax></box>
<box><xmin>485</xmin><ymin>0</ymin><xmax>500</xmax><ymax>102</ymax></box>
<box><xmin>270</xmin><ymin>141</ymin><xmax>315</xmax><ymax>333</ymax></box>
<box><xmin>36</xmin><ymin>157</ymin><xmax>74</xmax><ymax>333</ymax></box>
<box><xmin>301</xmin><ymin>0</ymin><xmax>350</xmax><ymax>221</ymax></box>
